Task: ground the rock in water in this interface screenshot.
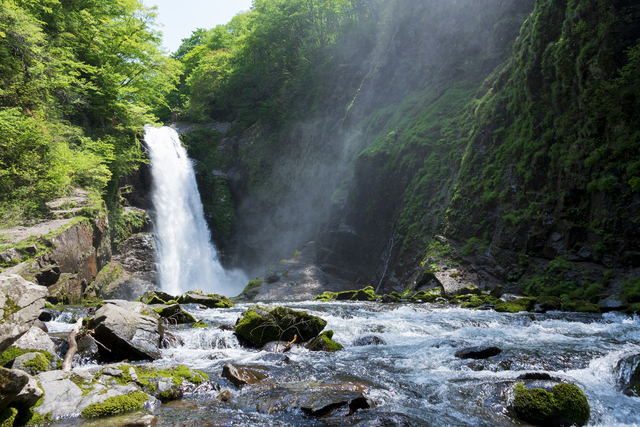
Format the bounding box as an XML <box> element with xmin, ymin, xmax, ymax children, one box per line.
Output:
<box><xmin>85</xmin><ymin>304</ymin><xmax>164</xmax><ymax>361</ymax></box>
<box><xmin>222</xmin><ymin>363</ymin><xmax>267</xmax><ymax>388</ymax></box>
<box><xmin>454</xmin><ymin>346</ymin><xmax>502</xmax><ymax>359</ymax></box>
<box><xmin>511</xmin><ymin>382</ymin><xmax>590</xmax><ymax>426</ymax></box>
<box><xmin>177</xmin><ymin>290</ymin><xmax>234</xmax><ymax>308</ymax></box>
<box><xmin>0</xmin><ymin>275</ymin><xmax>47</xmax><ymax>354</ymax></box>
<box><xmin>353</xmin><ymin>335</ymin><xmax>386</xmax><ymax>346</ymax></box>
<box><xmin>235</xmin><ymin>306</ymin><xmax>327</xmax><ymax>346</ymax></box>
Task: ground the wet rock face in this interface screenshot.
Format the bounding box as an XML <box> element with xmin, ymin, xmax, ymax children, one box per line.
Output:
<box><xmin>0</xmin><ymin>275</ymin><xmax>47</xmax><ymax>354</ymax></box>
<box><xmin>86</xmin><ymin>233</ymin><xmax>157</xmax><ymax>301</ymax></box>
<box><xmin>85</xmin><ymin>303</ymin><xmax>164</xmax><ymax>361</ymax></box>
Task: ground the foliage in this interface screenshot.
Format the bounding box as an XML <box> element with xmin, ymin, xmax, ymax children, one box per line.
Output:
<box><xmin>0</xmin><ymin>0</ymin><xmax>180</xmax><ymax>224</ymax></box>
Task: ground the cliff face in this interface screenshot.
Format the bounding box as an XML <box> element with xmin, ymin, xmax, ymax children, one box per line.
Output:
<box><xmin>322</xmin><ymin>0</ymin><xmax>640</xmax><ymax>295</ymax></box>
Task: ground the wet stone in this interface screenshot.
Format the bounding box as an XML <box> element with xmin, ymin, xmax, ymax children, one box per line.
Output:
<box><xmin>222</xmin><ymin>363</ymin><xmax>268</xmax><ymax>388</ymax></box>
<box><xmin>454</xmin><ymin>346</ymin><xmax>502</xmax><ymax>359</ymax></box>
<box><xmin>353</xmin><ymin>335</ymin><xmax>386</xmax><ymax>346</ymax></box>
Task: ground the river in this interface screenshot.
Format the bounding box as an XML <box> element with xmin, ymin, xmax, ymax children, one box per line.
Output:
<box><xmin>46</xmin><ymin>301</ymin><xmax>640</xmax><ymax>426</ymax></box>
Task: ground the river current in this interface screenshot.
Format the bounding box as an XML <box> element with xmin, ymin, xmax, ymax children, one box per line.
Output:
<box><xmin>46</xmin><ymin>302</ymin><xmax>640</xmax><ymax>426</ymax></box>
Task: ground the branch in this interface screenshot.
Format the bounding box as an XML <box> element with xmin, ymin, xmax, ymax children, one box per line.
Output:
<box><xmin>61</xmin><ymin>318</ymin><xmax>83</xmax><ymax>372</ymax></box>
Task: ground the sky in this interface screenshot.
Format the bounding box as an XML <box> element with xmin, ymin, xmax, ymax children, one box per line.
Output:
<box><xmin>143</xmin><ymin>0</ymin><xmax>253</xmax><ymax>54</ymax></box>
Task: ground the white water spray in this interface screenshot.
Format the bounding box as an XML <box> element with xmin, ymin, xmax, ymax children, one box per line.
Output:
<box><xmin>144</xmin><ymin>126</ymin><xmax>246</xmax><ymax>296</ymax></box>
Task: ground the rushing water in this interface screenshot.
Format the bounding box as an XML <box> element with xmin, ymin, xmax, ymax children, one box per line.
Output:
<box><xmin>144</xmin><ymin>126</ymin><xmax>245</xmax><ymax>296</ymax></box>
<box><xmin>47</xmin><ymin>302</ymin><xmax>640</xmax><ymax>427</ymax></box>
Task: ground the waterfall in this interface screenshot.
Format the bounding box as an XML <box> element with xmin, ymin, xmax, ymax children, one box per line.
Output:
<box><xmin>144</xmin><ymin>126</ymin><xmax>246</xmax><ymax>296</ymax></box>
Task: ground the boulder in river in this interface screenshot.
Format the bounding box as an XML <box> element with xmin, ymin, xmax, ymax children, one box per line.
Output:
<box><xmin>353</xmin><ymin>335</ymin><xmax>386</xmax><ymax>346</ymax></box>
<box><xmin>454</xmin><ymin>346</ymin><xmax>502</xmax><ymax>359</ymax></box>
<box><xmin>222</xmin><ymin>363</ymin><xmax>268</xmax><ymax>388</ymax></box>
<box><xmin>138</xmin><ymin>290</ymin><xmax>175</xmax><ymax>305</ymax></box>
<box><xmin>511</xmin><ymin>382</ymin><xmax>590</xmax><ymax>426</ymax></box>
<box><xmin>305</xmin><ymin>330</ymin><xmax>344</xmax><ymax>352</ymax></box>
<box><xmin>177</xmin><ymin>290</ymin><xmax>234</xmax><ymax>308</ymax></box>
<box><xmin>85</xmin><ymin>303</ymin><xmax>164</xmax><ymax>361</ymax></box>
<box><xmin>410</xmin><ymin>287</ymin><xmax>442</xmax><ymax>303</ymax></box>
<box><xmin>235</xmin><ymin>306</ymin><xmax>327</xmax><ymax>346</ymax></box>
<box><xmin>615</xmin><ymin>353</ymin><xmax>640</xmax><ymax>396</ymax></box>
<box><xmin>495</xmin><ymin>297</ymin><xmax>536</xmax><ymax>313</ymax></box>
<box><xmin>153</xmin><ymin>303</ymin><xmax>196</xmax><ymax>324</ymax></box>
<box><xmin>0</xmin><ymin>275</ymin><xmax>47</xmax><ymax>354</ymax></box>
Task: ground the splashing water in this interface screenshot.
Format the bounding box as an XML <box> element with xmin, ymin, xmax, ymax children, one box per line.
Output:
<box><xmin>144</xmin><ymin>126</ymin><xmax>246</xmax><ymax>296</ymax></box>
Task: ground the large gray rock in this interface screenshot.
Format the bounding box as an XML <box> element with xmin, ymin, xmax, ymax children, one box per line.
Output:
<box><xmin>11</xmin><ymin>371</ymin><xmax>43</xmax><ymax>408</ymax></box>
<box><xmin>13</xmin><ymin>326</ymin><xmax>57</xmax><ymax>356</ymax></box>
<box><xmin>35</xmin><ymin>368</ymin><xmax>144</xmax><ymax>420</ymax></box>
<box><xmin>85</xmin><ymin>304</ymin><xmax>164</xmax><ymax>361</ymax></box>
<box><xmin>0</xmin><ymin>275</ymin><xmax>47</xmax><ymax>354</ymax></box>
<box><xmin>11</xmin><ymin>352</ymin><xmax>51</xmax><ymax>376</ymax></box>
<box><xmin>0</xmin><ymin>367</ymin><xmax>30</xmax><ymax>411</ymax></box>
<box><xmin>85</xmin><ymin>233</ymin><xmax>157</xmax><ymax>301</ymax></box>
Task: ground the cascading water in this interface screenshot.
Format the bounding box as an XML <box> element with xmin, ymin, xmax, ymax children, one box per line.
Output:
<box><xmin>144</xmin><ymin>125</ymin><xmax>245</xmax><ymax>296</ymax></box>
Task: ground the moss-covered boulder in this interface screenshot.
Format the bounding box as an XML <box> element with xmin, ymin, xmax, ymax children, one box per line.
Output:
<box><xmin>410</xmin><ymin>287</ymin><xmax>442</xmax><ymax>303</ymax></box>
<box><xmin>81</xmin><ymin>392</ymin><xmax>149</xmax><ymax>418</ymax></box>
<box><xmin>454</xmin><ymin>284</ymin><xmax>482</xmax><ymax>297</ymax></box>
<box><xmin>153</xmin><ymin>304</ymin><xmax>196</xmax><ymax>324</ymax></box>
<box><xmin>459</xmin><ymin>294</ymin><xmax>500</xmax><ymax>308</ymax></box>
<box><xmin>314</xmin><ymin>291</ymin><xmax>338</xmax><ymax>302</ymax></box>
<box><xmin>534</xmin><ymin>296</ymin><xmax>562</xmax><ymax>313</ymax></box>
<box><xmin>235</xmin><ymin>306</ymin><xmax>327</xmax><ymax>346</ymax></box>
<box><xmin>562</xmin><ymin>300</ymin><xmax>601</xmax><ymax>313</ymax></box>
<box><xmin>335</xmin><ymin>286</ymin><xmax>379</xmax><ymax>301</ymax></box>
<box><xmin>495</xmin><ymin>297</ymin><xmax>536</xmax><ymax>313</ymax></box>
<box><xmin>138</xmin><ymin>291</ymin><xmax>175</xmax><ymax>305</ymax></box>
<box><xmin>511</xmin><ymin>382</ymin><xmax>590</xmax><ymax>426</ymax></box>
<box><xmin>305</xmin><ymin>330</ymin><xmax>343</xmax><ymax>352</ymax></box>
<box><xmin>176</xmin><ymin>290</ymin><xmax>234</xmax><ymax>308</ymax></box>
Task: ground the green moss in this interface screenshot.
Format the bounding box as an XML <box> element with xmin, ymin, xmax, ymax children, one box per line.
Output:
<box><xmin>235</xmin><ymin>306</ymin><xmax>327</xmax><ymax>345</ymax></box>
<box><xmin>192</xmin><ymin>321</ymin><xmax>211</xmax><ymax>328</ymax></box>
<box><xmin>495</xmin><ymin>297</ymin><xmax>536</xmax><ymax>313</ymax></box>
<box><xmin>334</xmin><ymin>286</ymin><xmax>379</xmax><ymax>301</ymax></box>
<box><xmin>0</xmin><ymin>347</ymin><xmax>54</xmax><ymax>368</ymax></box>
<box><xmin>513</xmin><ymin>382</ymin><xmax>556</xmax><ymax>425</ymax></box>
<box><xmin>313</xmin><ymin>291</ymin><xmax>337</xmax><ymax>301</ymax></box>
<box><xmin>0</xmin><ymin>407</ymin><xmax>18</xmax><ymax>427</ymax></box>
<box><xmin>460</xmin><ymin>294</ymin><xmax>500</xmax><ymax>309</ymax></box>
<box><xmin>553</xmin><ymin>383</ymin><xmax>590</xmax><ymax>425</ymax></box>
<box><xmin>2</xmin><ymin>297</ymin><xmax>20</xmax><ymax>322</ymax></box>
<box><xmin>44</xmin><ymin>302</ymin><xmax>55</xmax><ymax>310</ymax></box>
<box><xmin>512</xmin><ymin>381</ymin><xmax>590</xmax><ymax>426</ymax></box>
<box><xmin>80</xmin><ymin>392</ymin><xmax>148</xmax><ymax>417</ymax></box>
<box><xmin>242</xmin><ymin>279</ymin><xmax>262</xmax><ymax>295</ymax></box>
<box><xmin>23</xmin><ymin>353</ymin><xmax>50</xmax><ymax>373</ymax></box>
<box><xmin>307</xmin><ymin>330</ymin><xmax>343</xmax><ymax>352</ymax></box>
<box><xmin>124</xmin><ymin>365</ymin><xmax>208</xmax><ymax>388</ymax></box>
<box><xmin>410</xmin><ymin>288</ymin><xmax>442</xmax><ymax>303</ymax></box>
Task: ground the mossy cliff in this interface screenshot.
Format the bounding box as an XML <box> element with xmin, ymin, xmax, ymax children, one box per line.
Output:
<box><xmin>318</xmin><ymin>0</ymin><xmax>640</xmax><ymax>296</ymax></box>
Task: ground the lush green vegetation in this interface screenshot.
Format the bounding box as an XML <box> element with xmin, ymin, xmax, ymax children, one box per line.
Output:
<box><xmin>0</xmin><ymin>0</ymin><xmax>179</xmax><ymax>226</ymax></box>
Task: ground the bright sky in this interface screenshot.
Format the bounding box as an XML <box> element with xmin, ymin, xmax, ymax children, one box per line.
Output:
<box><xmin>144</xmin><ymin>0</ymin><xmax>253</xmax><ymax>54</ymax></box>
